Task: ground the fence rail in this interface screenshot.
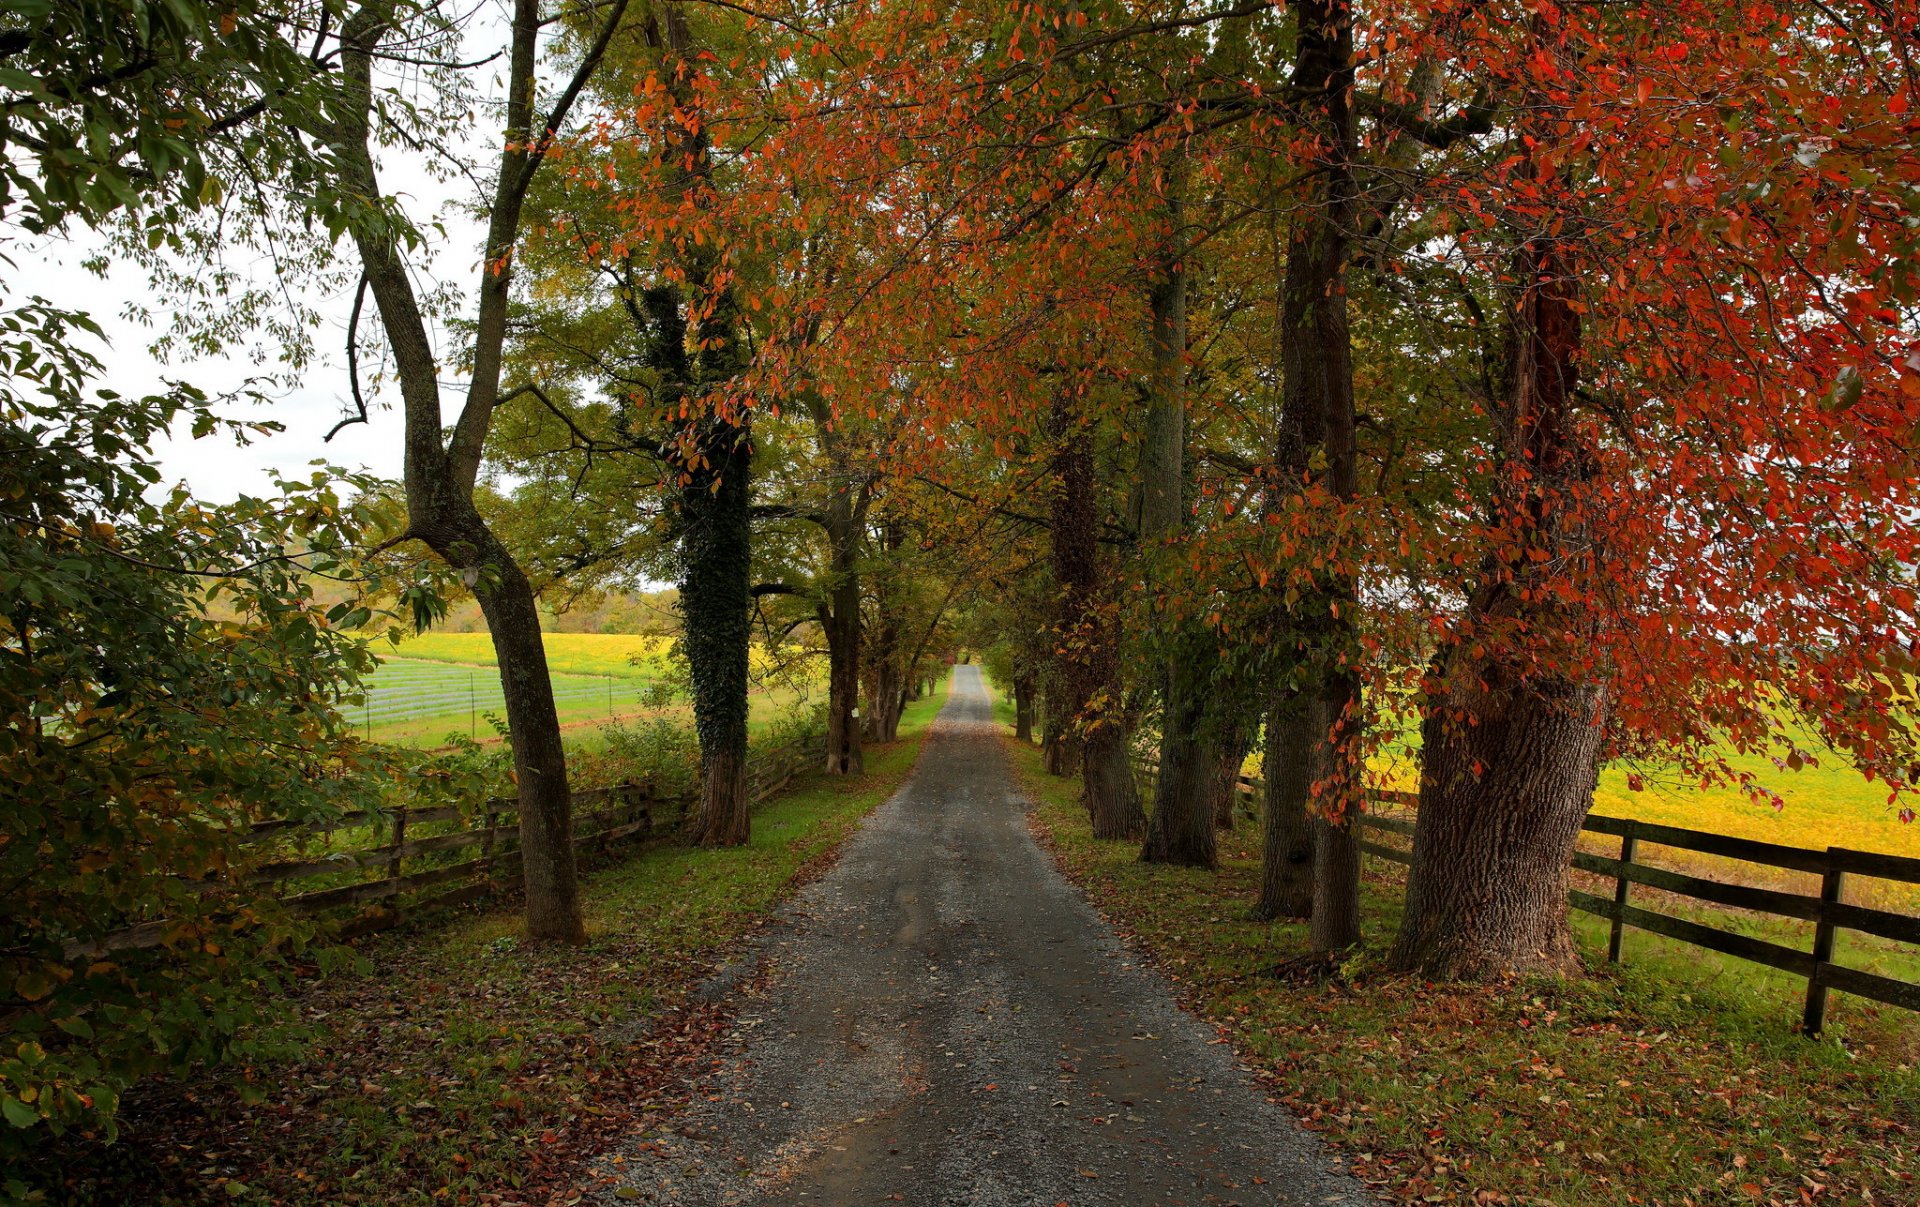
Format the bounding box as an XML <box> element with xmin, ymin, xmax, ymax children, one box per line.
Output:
<box><xmin>1136</xmin><ymin>757</ymin><xmax>1920</xmax><ymax>1033</ymax></box>
<box><xmin>94</xmin><ymin>732</ymin><xmax>822</xmax><ymax>955</ymax></box>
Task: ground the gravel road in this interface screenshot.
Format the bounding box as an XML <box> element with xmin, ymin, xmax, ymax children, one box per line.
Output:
<box><xmin>594</xmin><ymin>665</ymin><xmax>1371</xmax><ymax>1207</ymax></box>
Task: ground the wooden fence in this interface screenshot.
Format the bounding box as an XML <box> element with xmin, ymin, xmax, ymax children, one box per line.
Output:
<box><xmin>95</xmin><ymin>731</ymin><xmax>822</xmax><ymax>955</ymax></box>
<box><xmin>1141</xmin><ymin>759</ymin><xmax>1920</xmax><ymax>1033</ymax></box>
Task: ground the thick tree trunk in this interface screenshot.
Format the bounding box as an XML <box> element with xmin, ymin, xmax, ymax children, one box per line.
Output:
<box><xmin>1043</xmin><ymin>399</ymin><xmax>1096</xmax><ymax>780</ymax></box>
<box><xmin>1390</xmin><ymin>225</ymin><xmax>1606</xmax><ymax>979</ymax></box>
<box><xmin>1251</xmin><ymin>692</ymin><xmax>1318</xmax><ymax>921</ymax></box>
<box><xmin>1308</xmin><ymin>669</ymin><xmax>1364</xmax><ymax>951</ymax></box>
<box><xmin>816</xmin><ymin>463</ymin><xmax>866</xmax><ymax>773</ymax></box>
<box><xmin>1391</xmin><ymin>670</ymin><xmax>1606</xmax><ymax>978</ymax></box>
<box><xmin>863</xmin><ymin>519</ymin><xmax>905</xmax><ymax>745</ymax></box>
<box><xmin>1014</xmin><ymin>674</ymin><xmax>1035</xmax><ymax>742</ymax></box>
<box><xmin>680</xmin><ymin>417</ymin><xmax>754</xmax><ymax>847</ymax></box>
<box><xmin>819</xmin><ymin>503</ymin><xmax>863</xmax><ymax>774</ymax></box>
<box><xmin>1044</xmin><ymin>396</ymin><xmax>1141</xmax><ymax>832</ymax></box>
<box><xmin>1042</xmin><ymin>716</ymin><xmax>1078</xmax><ymax>776</ymax></box>
<box><xmin>1310</xmin><ymin>812</ymin><xmax>1362</xmax><ymax>953</ymax></box>
<box><xmin>1138</xmin><ymin>198</ymin><xmax>1212</xmax><ymax>865</ymax></box>
<box><xmin>869</xmin><ymin>659</ymin><xmax>903</xmax><ymax>743</ymax></box>
<box><xmin>1083</xmin><ymin>715</ymin><xmax>1142</xmax><ymax>841</ymax></box>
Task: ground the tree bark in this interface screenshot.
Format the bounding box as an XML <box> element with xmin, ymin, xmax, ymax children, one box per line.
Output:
<box><xmin>863</xmin><ymin>518</ymin><xmax>906</xmax><ymax>744</ymax></box>
<box><xmin>1206</xmin><ymin>708</ymin><xmax>1256</xmax><ymax>830</ymax></box>
<box><xmin>1390</xmin><ymin>220</ymin><xmax>1607</xmax><ymax>978</ymax></box>
<box><xmin>1308</xmin><ymin>669</ymin><xmax>1363</xmax><ymax>952</ymax></box>
<box><xmin>1251</xmin><ymin>691</ymin><xmax>1318</xmax><ymax>921</ymax></box>
<box><xmin>1014</xmin><ymin>674</ymin><xmax>1035</xmax><ymax>742</ymax></box>
<box><xmin>1392</xmin><ymin>669</ymin><xmax>1606</xmax><ymax>978</ymax></box>
<box><xmin>823</xmin><ymin>593</ymin><xmax>862</xmax><ymax>773</ymax></box>
<box><xmin>1142</xmin><ymin>638</ymin><xmax>1217</xmax><ymax>866</ymax></box>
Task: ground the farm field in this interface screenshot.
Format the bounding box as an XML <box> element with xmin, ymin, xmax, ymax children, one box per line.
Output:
<box><xmin>378</xmin><ymin>631</ymin><xmax>675</xmax><ymax>678</ymax></box>
<box><xmin>1364</xmin><ymin>714</ymin><xmax>1920</xmax><ymax>911</ymax></box>
<box><xmin>355</xmin><ymin>633</ymin><xmax>811</xmax><ymax>747</ymax></box>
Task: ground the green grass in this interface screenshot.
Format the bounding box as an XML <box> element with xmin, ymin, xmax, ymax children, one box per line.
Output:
<box><xmin>69</xmin><ymin>677</ymin><xmax>952</xmax><ymax>1206</ymax></box>
<box><xmin>1012</xmin><ymin>734</ymin><xmax>1920</xmax><ymax>1206</ymax></box>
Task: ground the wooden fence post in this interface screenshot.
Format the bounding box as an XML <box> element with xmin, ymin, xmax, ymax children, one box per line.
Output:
<box><xmin>1803</xmin><ymin>854</ymin><xmax>1845</xmax><ymax>1035</ymax></box>
<box><xmin>1608</xmin><ymin>831</ymin><xmax>1637</xmax><ymax>963</ymax></box>
<box><xmin>480</xmin><ymin>804</ymin><xmax>499</xmax><ymax>889</ymax></box>
<box><xmin>386</xmin><ymin>805</ymin><xmax>408</xmax><ymax>923</ymax></box>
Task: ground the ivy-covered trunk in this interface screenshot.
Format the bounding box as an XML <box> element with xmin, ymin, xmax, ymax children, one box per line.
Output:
<box><xmin>679</xmin><ymin>416</ymin><xmax>754</xmax><ymax>847</ymax></box>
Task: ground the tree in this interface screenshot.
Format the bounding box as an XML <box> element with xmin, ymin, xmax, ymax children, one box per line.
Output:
<box><xmin>1385</xmin><ymin>0</ymin><xmax>1920</xmax><ymax>976</ymax></box>
<box><xmin>305</xmin><ymin>0</ymin><xmax>637</xmax><ymax>939</ymax></box>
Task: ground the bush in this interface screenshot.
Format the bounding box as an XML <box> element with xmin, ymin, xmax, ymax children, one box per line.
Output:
<box><xmin>0</xmin><ymin>316</ymin><xmax>415</xmax><ymax>1177</ymax></box>
<box><xmin>575</xmin><ymin>718</ymin><xmax>703</xmax><ymax>799</ymax></box>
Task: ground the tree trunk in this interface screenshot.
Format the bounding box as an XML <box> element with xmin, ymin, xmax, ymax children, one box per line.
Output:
<box><xmin>1265</xmin><ymin>0</ymin><xmax>1364</xmax><ymax>951</ymax></box>
<box><xmin>819</xmin><ymin>488</ymin><xmax>862</xmax><ymax>776</ymax></box>
<box><xmin>1391</xmin><ymin>671</ymin><xmax>1606</xmax><ymax>978</ymax></box>
<box><xmin>680</xmin><ymin>416</ymin><xmax>754</xmax><ymax>847</ymax></box>
<box><xmin>1310</xmin><ymin>811</ymin><xmax>1362</xmax><ymax>953</ymax></box>
<box><xmin>1138</xmin><ymin>192</ymin><xmax>1210</xmax><ymax>865</ymax></box>
<box><xmin>1206</xmin><ymin>710</ymin><xmax>1255</xmax><ymax>830</ymax></box>
<box><xmin>870</xmin><ymin>659</ymin><xmax>903</xmax><ymax>743</ymax></box>
<box><xmin>863</xmin><ymin>519</ymin><xmax>904</xmax><ymax>744</ymax></box>
<box><xmin>823</xmin><ymin>595</ymin><xmax>862</xmax><ymax>773</ymax></box>
<box><xmin>1142</xmin><ymin>640</ymin><xmax>1216</xmax><ymax>866</ymax></box>
<box><xmin>1251</xmin><ymin>691</ymin><xmax>1318</xmax><ymax>921</ymax></box>
<box><xmin>1014</xmin><ymin>674</ymin><xmax>1035</xmax><ymax>742</ymax></box>
<box><xmin>1042</xmin><ymin>394</ymin><xmax>1141</xmax><ymax>832</ymax></box>
<box><xmin>1043</xmin><ymin>396</ymin><xmax>1097</xmax><ymax>781</ymax></box>
<box><xmin>1082</xmin><ymin>712</ymin><xmax>1142</xmax><ymax>841</ymax></box>
<box><xmin>1307</xmin><ymin>668</ymin><xmax>1363</xmax><ymax>951</ymax></box>
<box><xmin>460</xmin><ymin>527</ymin><xmax>586</xmax><ymax>943</ymax></box>
<box><xmin>1390</xmin><ymin>220</ymin><xmax>1606</xmax><ymax>978</ymax></box>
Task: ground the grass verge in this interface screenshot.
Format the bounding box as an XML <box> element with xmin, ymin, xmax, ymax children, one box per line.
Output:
<box><xmin>55</xmin><ymin>677</ymin><xmax>950</xmax><ymax>1206</ymax></box>
<box><xmin>1006</xmin><ymin>729</ymin><xmax>1919</xmax><ymax>1207</ymax></box>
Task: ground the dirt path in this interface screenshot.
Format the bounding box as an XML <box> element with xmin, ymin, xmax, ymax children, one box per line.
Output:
<box><xmin>594</xmin><ymin>666</ymin><xmax>1370</xmax><ymax>1206</ymax></box>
